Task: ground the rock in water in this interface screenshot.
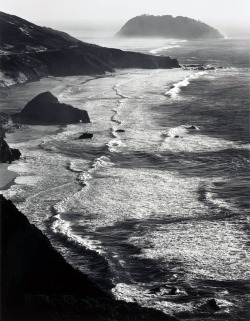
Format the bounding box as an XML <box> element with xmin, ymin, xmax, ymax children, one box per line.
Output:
<box><xmin>206</xmin><ymin>298</ymin><xmax>221</xmax><ymax>311</ymax></box>
<box><xmin>169</xmin><ymin>287</ymin><xmax>180</xmax><ymax>295</ymax></box>
<box><xmin>20</xmin><ymin>92</ymin><xmax>90</xmax><ymax>124</ymax></box>
<box><xmin>185</xmin><ymin>125</ymin><xmax>198</xmax><ymax>130</ymax></box>
<box><xmin>79</xmin><ymin>133</ymin><xmax>93</xmax><ymax>139</ymax></box>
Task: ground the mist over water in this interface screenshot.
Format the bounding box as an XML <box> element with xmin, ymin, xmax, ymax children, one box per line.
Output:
<box><xmin>1</xmin><ymin>36</ymin><xmax>250</xmax><ymax>320</ymax></box>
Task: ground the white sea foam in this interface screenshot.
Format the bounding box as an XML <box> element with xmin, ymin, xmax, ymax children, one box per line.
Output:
<box><xmin>148</xmin><ymin>40</ymin><xmax>187</xmax><ymax>55</ymax></box>
<box><xmin>52</xmin><ymin>167</ymin><xmax>208</xmax><ymax>231</ymax></box>
<box><xmin>0</xmin><ymin>71</ymin><xmax>17</xmax><ymax>87</ymax></box>
<box><xmin>129</xmin><ymin>218</ymin><xmax>250</xmax><ymax>281</ymax></box>
<box><xmin>7</xmin><ymin>161</ymin><xmax>30</xmax><ymax>174</ymax></box>
<box><xmin>106</xmin><ymin>138</ymin><xmax>126</xmax><ymax>152</ymax></box>
<box><xmin>14</xmin><ymin>175</ymin><xmax>42</xmax><ymax>186</ymax></box>
<box><xmin>112</xmin><ymin>283</ymin><xmax>195</xmax><ymax>316</ymax></box>
<box><xmin>77</xmin><ymin>172</ymin><xmax>93</xmax><ymax>186</ymax></box>
<box><xmin>160</xmin><ymin>125</ymin><xmax>242</xmax><ymax>153</ymax></box>
<box><xmin>205</xmin><ymin>179</ymin><xmax>243</xmax><ymax>213</ymax></box>
<box><xmin>91</xmin><ymin>156</ymin><xmax>114</xmax><ymax>170</ymax></box>
<box><xmin>52</xmin><ymin>213</ymin><xmax>104</xmax><ymax>254</ymax></box>
<box><xmin>165</xmin><ymin>71</ymin><xmax>208</xmax><ymax>99</ymax></box>
<box><xmin>68</xmin><ymin>161</ymin><xmax>85</xmax><ymax>173</ymax></box>
<box><xmin>149</xmin><ymin>45</ymin><xmax>180</xmax><ymax>55</ymax></box>
<box><xmin>164</xmin><ymin>125</ymin><xmax>189</xmax><ymax>138</ymax></box>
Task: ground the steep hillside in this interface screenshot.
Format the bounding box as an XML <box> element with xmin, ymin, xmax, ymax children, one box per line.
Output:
<box><xmin>0</xmin><ymin>11</ymin><xmax>83</xmax><ymax>53</ymax></box>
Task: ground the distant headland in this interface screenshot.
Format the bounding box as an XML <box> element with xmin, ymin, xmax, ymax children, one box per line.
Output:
<box><xmin>0</xmin><ymin>11</ymin><xmax>180</xmax><ymax>87</ymax></box>
<box><xmin>116</xmin><ymin>14</ymin><xmax>223</xmax><ymax>39</ymax></box>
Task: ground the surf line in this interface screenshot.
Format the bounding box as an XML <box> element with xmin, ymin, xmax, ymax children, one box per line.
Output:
<box><xmin>111</xmin><ymin>82</ymin><xmax>129</xmax><ymax>130</ymax></box>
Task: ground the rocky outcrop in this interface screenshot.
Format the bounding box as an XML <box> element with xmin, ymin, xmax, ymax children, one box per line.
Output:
<box><xmin>0</xmin><ymin>113</ymin><xmax>21</xmax><ymax>162</ymax></box>
<box><xmin>200</xmin><ymin>298</ymin><xmax>221</xmax><ymax>314</ymax></box>
<box><xmin>19</xmin><ymin>92</ymin><xmax>90</xmax><ymax>124</ymax></box>
<box><xmin>0</xmin><ymin>195</ymin><xmax>177</xmax><ymax>321</ymax></box>
<box><xmin>0</xmin><ymin>137</ymin><xmax>21</xmax><ymax>163</ymax></box>
<box><xmin>182</xmin><ymin>64</ymin><xmax>217</xmax><ymax>71</ymax></box>
<box><xmin>79</xmin><ymin>133</ymin><xmax>93</xmax><ymax>139</ymax></box>
<box><xmin>0</xmin><ymin>12</ymin><xmax>180</xmax><ymax>87</ymax></box>
<box><xmin>117</xmin><ymin>15</ymin><xmax>223</xmax><ymax>39</ymax></box>
<box><xmin>185</xmin><ymin>125</ymin><xmax>198</xmax><ymax>130</ymax></box>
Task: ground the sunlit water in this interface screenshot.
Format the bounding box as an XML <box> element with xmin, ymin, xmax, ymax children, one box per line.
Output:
<box><xmin>1</xmin><ymin>37</ymin><xmax>250</xmax><ymax>320</ymax></box>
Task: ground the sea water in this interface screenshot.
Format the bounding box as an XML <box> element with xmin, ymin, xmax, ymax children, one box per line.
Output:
<box><xmin>1</xmin><ymin>36</ymin><xmax>250</xmax><ymax>320</ymax></box>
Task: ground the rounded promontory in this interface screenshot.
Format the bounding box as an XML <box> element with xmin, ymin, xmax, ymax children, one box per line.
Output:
<box><xmin>20</xmin><ymin>91</ymin><xmax>90</xmax><ymax>124</ymax></box>
<box><xmin>117</xmin><ymin>15</ymin><xmax>223</xmax><ymax>39</ymax></box>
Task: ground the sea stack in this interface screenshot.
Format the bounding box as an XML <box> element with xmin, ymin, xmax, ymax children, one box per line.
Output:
<box><xmin>117</xmin><ymin>15</ymin><xmax>223</xmax><ymax>39</ymax></box>
<box><xmin>20</xmin><ymin>92</ymin><xmax>90</xmax><ymax>124</ymax></box>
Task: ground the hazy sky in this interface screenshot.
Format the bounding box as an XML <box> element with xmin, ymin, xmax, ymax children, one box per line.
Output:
<box><xmin>1</xmin><ymin>0</ymin><xmax>250</xmax><ymax>35</ymax></box>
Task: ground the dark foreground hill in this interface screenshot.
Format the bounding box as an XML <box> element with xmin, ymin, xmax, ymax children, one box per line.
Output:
<box><xmin>0</xmin><ymin>11</ymin><xmax>179</xmax><ymax>87</ymax></box>
<box><xmin>0</xmin><ymin>195</ymin><xmax>177</xmax><ymax>321</ymax></box>
<box><xmin>116</xmin><ymin>14</ymin><xmax>223</xmax><ymax>39</ymax></box>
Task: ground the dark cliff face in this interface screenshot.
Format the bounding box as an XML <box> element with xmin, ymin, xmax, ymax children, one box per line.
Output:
<box><xmin>19</xmin><ymin>92</ymin><xmax>90</xmax><ymax>124</ymax></box>
<box><xmin>116</xmin><ymin>15</ymin><xmax>223</xmax><ymax>39</ymax></box>
<box><xmin>0</xmin><ymin>195</ymin><xmax>177</xmax><ymax>321</ymax></box>
<box><xmin>0</xmin><ymin>113</ymin><xmax>21</xmax><ymax>162</ymax></box>
<box><xmin>0</xmin><ymin>137</ymin><xmax>21</xmax><ymax>163</ymax></box>
<box><xmin>0</xmin><ymin>12</ymin><xmax>180</xmax><ymax>86</ymax></box>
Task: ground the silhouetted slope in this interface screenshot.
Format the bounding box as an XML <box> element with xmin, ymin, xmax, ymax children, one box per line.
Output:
<box><xmin>0</xmin><ymin>12</ymin><xmax>180</xmax><ymax>86</ymax></box>
<box><xmin>117</xmin><ymin>15</ymin><xmax>223</xmax><ymax>39</ymax></box>
<box><xmin>0</xmin><ymin>196</ymin><xmax>178</xmax><ymax>321</ymax></box>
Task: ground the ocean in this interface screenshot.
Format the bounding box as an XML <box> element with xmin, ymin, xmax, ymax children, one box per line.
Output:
<box><xmin>1</xmin><ymin>35</ymin><xmax>249</xmax><ymax>320</ymax></box>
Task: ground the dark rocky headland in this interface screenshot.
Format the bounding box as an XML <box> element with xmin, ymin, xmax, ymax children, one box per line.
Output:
<box><xmin>116</xmin><ymin>14</ymin><xmax>223</xmax><ymax>39</ymax></box>
<box><xmin>18</xmin><ymin>91</ymin><xmax>90</xmax><ymax>124</ymax></box>
<box><xmin>0</xmin><ymin>137</ymin><xmax>21</xmax><ymax>163</ymax></box>
<box><xmin>0</xmin><ymin>195</ymin><xmax>177</xmax><ymax>321</ymax></box>
<box><xmin>0</xmin><ymin>113</ymin><xmax>21</xmax><ymax>163</ymax></box>
<box><xmin>0</xmin><ymin>11</ymin><xmax>180</xmax><ymax>87</ymax></box>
